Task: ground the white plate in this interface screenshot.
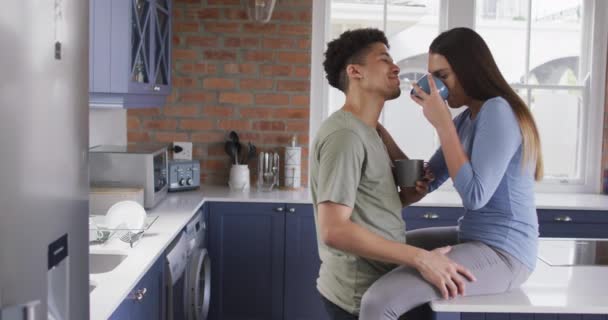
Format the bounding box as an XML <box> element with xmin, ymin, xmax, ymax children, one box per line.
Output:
<box><xmin>105</xmin><ymin>200</ymin><xmax>146</xmax><ymax>230</ymax></box>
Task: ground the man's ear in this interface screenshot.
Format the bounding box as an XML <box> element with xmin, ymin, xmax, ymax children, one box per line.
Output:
<box><xmin>346</xmin><ymin>64</ymin><xmax>363</xmax><ymax>80</ymax></box>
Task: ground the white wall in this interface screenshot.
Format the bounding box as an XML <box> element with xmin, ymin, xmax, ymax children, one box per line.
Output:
<box><xmin>89</xmin><ymin>109</ymin><xmax>127</xmax><ymax>147</ymax></box>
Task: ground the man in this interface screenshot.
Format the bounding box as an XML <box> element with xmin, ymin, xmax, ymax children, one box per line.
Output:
<box><xmin>310</xmin><ymin>28</ymin><xmax>475</xmax><ymax>319</ymax></box>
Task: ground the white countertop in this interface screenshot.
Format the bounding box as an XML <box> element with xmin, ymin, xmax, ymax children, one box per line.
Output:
<box><xmin>89</xmin><ymin>186</ymin><xmax>608</xmax><ymax>319</ymax></box>
<box><xmin>89</xmin><ymin>186</ymin><xmax>313</xmax><ymax>320</ymax></box>
<box><xmin>415</xmin><ymin>190</ymin><xmax>608</xmax><ymax>211</ymax></box>
<box><xmin>431</xmin><ymin>239</ymin><xmax>608</xmax><ymax>314</ymax></box>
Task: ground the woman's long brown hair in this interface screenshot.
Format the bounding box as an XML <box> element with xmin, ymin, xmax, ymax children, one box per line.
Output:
<box><xmin>430</xmin><ymin>27</ymin><xmax>544</xmax><ymax>180</ymax></box>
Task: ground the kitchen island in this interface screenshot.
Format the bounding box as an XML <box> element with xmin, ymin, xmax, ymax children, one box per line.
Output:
<box><xmin>431</xmin><ymin>239</ymin><xmax>608</xmax><ymax>319</ymax></box>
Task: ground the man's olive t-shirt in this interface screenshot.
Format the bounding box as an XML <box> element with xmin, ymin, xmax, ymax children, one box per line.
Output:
<box><xmin>310</xmin><ymin>109</ymin><xmax>405</xmax><ymax>314</ymax></box>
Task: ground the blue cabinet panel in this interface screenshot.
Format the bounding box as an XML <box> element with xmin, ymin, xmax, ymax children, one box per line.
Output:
<box><xmin>403</xmin><ymin>206</ymin><xmax>463</xmax><ymax>231</ymax></box>
<box><xmin>461</xmin><ymin>312</ymin><xmax>486</xmax><ymax>320</ymax></box>
<box><xmin>284</xmin><ymin>204</ymin><xmax>329</xmax><ymax>320</ymax></box>
<box><xmin>108</xmin><ymin>256</ymin><xmax>164</xmax><ymax>320</ymax></box>
<box><xmin>130</xmin><ymin>257</ymin><xmax>164</xmax><ymax>320</ymax></box>
<box><xmin>485</xmin><ymin>313</ymin><xmax>511</xmax><ymax>320</ymax></box>
<box><xmin>208</xmin><ymin>202</ymin><xmax>286</xmax><ymax>320</ymax></box>
<box><xmin>89</xmin><ymin>0</ymin><xmax>172</xmax><ymax>108</ymax></box>
<box><xmin>108</xmin><ymin>299</ymin><xmax>131</xmax><ymax>320</ymax></box>
<box><xmin>404</xmin><ymin>207</ymin><xmax>608</xmax><ymax>239</ymax></box>
<box><xmin>537</xmin><ymin>209</ymin><xmax>608</xmax><ymax>238</ymax></box>
<box><xmin>208</xmin><ymin>202</ymin><xmax>328</xmax><ymax>320</ymax></box>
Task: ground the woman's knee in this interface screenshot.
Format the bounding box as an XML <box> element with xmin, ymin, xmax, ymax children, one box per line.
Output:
<box><xmin>360</xmin><ymin>285</ymin><xmax>414</xmax><ymax>320</ymax></box>
<box><xmin>360</xmin><ymin>288</ymin><xmax>395</xmax><ymax>320</ymax></box>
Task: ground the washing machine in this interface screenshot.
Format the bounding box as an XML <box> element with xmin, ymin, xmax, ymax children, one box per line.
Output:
<box><xmin>165</xmin><ymin>211</ymin><xmax>211</xmax><ymax>320</ymax></box>
<box><xmin>183</xmin><ymin>211</ymin><xmax>211</xmax><ymax>320</ymax></box>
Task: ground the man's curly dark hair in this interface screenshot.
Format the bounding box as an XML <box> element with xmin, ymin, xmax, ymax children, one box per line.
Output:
<box><xmin>323</xmin><ymin>28</ymin><xmax>389</xmax><ymax>93</ymax></box>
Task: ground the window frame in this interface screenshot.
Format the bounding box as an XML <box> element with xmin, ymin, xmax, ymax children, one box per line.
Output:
<box><xmin>308</xmin><ymin>0</ymin><xmax>608</xmax><ymax>194</ymax></box>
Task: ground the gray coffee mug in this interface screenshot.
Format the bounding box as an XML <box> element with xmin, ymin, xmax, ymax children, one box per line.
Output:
<box><xmin>395</xmin><ymin>159</ymin><xmax>424</xmax><ymax>188</ymax></box>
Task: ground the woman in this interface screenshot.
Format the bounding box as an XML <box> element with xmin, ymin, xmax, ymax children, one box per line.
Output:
<box><xmin>359</xmin><ymin>27</ymin><xmax>544</xmax><ymax>320</ymax></box>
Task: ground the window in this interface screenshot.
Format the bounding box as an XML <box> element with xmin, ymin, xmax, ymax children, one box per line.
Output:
<box><xmin>309</xmin><ymin>0</ymin><xmax>607</xmax><ymax>193</ymax></box>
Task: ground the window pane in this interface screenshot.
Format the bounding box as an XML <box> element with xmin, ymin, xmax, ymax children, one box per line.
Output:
<box><xmin>328</xmin><ymin>0</ymin><xmax>387</xmax><ymax>115</ymax></box>
<box><xmin>476</xmin><ymin>0</ymin><xmax>530</xmax><ymax>84</ymax></box>
<box><xmin>529</xmin><ymin>88</ymin><xmax>582</xmax><ymax>179</ymax></box>
<box><xmin>529</xmin><ymin>0</ymin><xmax>583</xmax><ymax>85</ymax></box>
<box><xmin>384</xmin><ymin>0</ymin><xmax>440</xmax><ymax>160</ymax></box>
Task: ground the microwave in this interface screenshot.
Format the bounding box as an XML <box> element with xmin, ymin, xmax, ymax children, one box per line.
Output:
<box><xmin>89</xmin><ymin>145</ymin><xmax>168</xmax><ymax>208</ymax></box>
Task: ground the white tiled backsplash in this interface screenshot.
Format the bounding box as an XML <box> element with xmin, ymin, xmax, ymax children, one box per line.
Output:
<box><xmin>90</xmin><ymin>109</ymin><xmax>127</xmax><ymax>147</ymax></box>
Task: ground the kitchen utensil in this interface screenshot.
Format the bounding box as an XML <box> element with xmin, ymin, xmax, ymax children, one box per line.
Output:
<box><xmin>273</xmin><ymin>152</ymin><xmax>280</xmax><ymax>187</ymax></box>
<box><xmin>257</xmin><ymin>151</ymin><xmax>265</xmax><ymax>189</ymax></box>
<box><xmin>257</xmin><ymin>151</ymin><xmax>279</xmax><ymax>191</ymax></box>
<box><xmin>229</xmin><ymin>131</ymin><xmax>240</xmax><ymax>145</ymax></box>
<box><xmin>229</xmin><ymin>131</ymin><xmax>241</xmax><ymax>164</ymax></box>
<box><xmin>224</xmin><ymin>141</ymin><xmax>235</xmax><ymax>164</ymax></box>
<box><xmin>248</xmin><ymin>142</ymin><xmax>256</xmax><ymax>163</ymax></box>
<box><xmin>231</xmin><ymin>142</ymin><xmax>239</xmax><ymax>164</ymax></box>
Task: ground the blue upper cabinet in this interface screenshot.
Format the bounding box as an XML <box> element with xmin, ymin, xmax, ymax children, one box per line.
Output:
<box><xmin>89</xmin><ymin>0</ymin><xmax>172</xmax><ymax>108</ymax></box>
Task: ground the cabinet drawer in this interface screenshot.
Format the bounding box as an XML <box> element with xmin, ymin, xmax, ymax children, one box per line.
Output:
<box><xmin>403</xmin><ymin>207</ymin><xmax>464</xmax><ymax>221</ymax></box>
<box><xmin>538</xmin><ymin>209</ymin><xmax>608</xmax><ymax>224</ymax></box>
<box><xmin>540</xmin><ymin>223</ymin><xmax>608</xmax><ymax>238</ymax></box>
<box><xmin>403</xmin><ymin>207</ymin><xmax>464</xmax><ymax>231</ymax></box>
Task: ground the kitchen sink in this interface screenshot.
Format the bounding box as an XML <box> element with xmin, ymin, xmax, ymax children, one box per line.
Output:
<box><xmin>89</xmin><ymin>253</ymin><xmax>127</xmax><ymax>274</ymax></box>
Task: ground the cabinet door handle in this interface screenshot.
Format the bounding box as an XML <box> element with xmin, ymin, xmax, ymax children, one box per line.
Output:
<box><xmin>422</xmin><ymin>212</ymin><xmax>440</xmax><ymax>219</ymax></box>
<box><xmin>288</xmin><ymin>208</ymin><xmax>296</xmax><ymax>213</ymax></box>
<box><xmin>275</xmin><ymin>207</ymin><xmax>284</xmax><ymax>212</ymax></box>
<box><xmin>153</xmin><ymin>85</ymin><xmax>161</xmax><ymax>91</ymax></box>
<box><xmin>554</xmin><ymin>215</ymin><xmax>573</xmax><ymax>222</ymax></box>
<box><xmin>130</xmin><ymin>288</ymin><xmax>147</xmax><ymax>302</ymax></box>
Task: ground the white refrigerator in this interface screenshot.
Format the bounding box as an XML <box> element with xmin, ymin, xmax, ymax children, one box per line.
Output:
<box><xmin>0</xmin><ymin>0</ymin><xmax>89</xmax><ymax>319</ymax></box>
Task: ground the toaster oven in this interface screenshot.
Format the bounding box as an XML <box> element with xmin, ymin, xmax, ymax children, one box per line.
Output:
<box><xmin>89</xmin><ymin>145</ymin><xmax>168</xmax><ymax>208</ymax></box>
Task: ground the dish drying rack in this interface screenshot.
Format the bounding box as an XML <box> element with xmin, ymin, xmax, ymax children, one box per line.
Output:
<box><xmin>89</xmin><ymin>215</ymin><xmax>158</xmax><ymax>248</ymax></box>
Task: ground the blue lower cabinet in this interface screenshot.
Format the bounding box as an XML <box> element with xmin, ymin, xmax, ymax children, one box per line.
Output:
<box><xmin>403</xmin><ymin>206</ymin><xmax>463</xmax><ymax>231</ymax></box>
<box><xmin>208</xmin><ymin>202</ymin><xmax>286</xmax><ymax>320</ymax></box>
<box><xmin>109</xmin><ymin>256</ymin><xmax>164</xmax><ymax>320</ymax></box>
<box><xmin>284</xmin><ymin>204</ymin><xmax>330</xmax><ymax>320</ymax></box>
<box><xmin>208</xmin><ymin>202</ymin><xmax>327</xmax><ymax>320</ymax></box>
<box><xmin>404</xmin><ymin>207</ymin><xmax>608</xmax><ymax>238</ymax></box>
<box><xmin>537</xmin><ymin>209</ymin><xmax>608</xmax><ymax>238</ymax></box>
<box><xmin>108</xmin><ymin>299</ymin><xmax>132</xmax><ymax>320</ymax></box>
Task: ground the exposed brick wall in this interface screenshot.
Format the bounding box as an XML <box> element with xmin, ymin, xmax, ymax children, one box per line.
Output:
<box><xmin>127</xmin><ymin>0</ymin><xmax>312</xmax><ymax>186</ymax></box>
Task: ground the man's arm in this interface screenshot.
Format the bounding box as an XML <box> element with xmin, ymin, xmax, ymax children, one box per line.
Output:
<box><xmin>376</xmin><ymin>123</ymin><xmax>430</xmax><ymax>207</ymax></box>
<box><xmin>318</xmin><ymin>201</ymin><xmax>476</xmax><ymax>299</ymax></box>
<box><xmin>376</xmin><ymin>123</ymin><xmax>407</xmax><ymax>162</ymax></box>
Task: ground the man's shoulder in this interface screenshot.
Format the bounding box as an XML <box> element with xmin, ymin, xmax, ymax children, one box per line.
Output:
<box><xmin>317</xmin><ymin>113</ymin><xmax>356</xmax><ymax>140</ymax></box>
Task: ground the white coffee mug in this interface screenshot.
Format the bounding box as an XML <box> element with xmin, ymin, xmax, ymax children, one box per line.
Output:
<box><xmin>229</xmin><ymin>164</ymin><xmax>250</xmax><ymax>191</ymax></box>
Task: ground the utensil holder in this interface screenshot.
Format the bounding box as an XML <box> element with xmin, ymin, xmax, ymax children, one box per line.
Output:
<box><xmin>257</xmin><ymin>151</ymin><xmax>279</xmax><ymax>191</ymax></box>
<box><xmin>229</xmin><ymin>164</ymin><xmax>250</xmax><ymax>191</ymax></box>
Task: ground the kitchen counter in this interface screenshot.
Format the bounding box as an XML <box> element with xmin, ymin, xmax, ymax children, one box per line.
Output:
<box><xmin>416</xmin><ymin>190</ymin><xmax>608</xmax><ymax>211</ymax></box>
<box><xmin>431</xmin><ymin>240</ymin><xmax>608</xmax><ymax>315</ymax></box>
<box><xmin>89</xmin><ymin>186</ymin><xmax>312</xmax><ymax>320</ymax></box>
<box><xmin>89</xmin><ymin>186</ymin><xmax>608</xmax><ymax>320</ymax></box>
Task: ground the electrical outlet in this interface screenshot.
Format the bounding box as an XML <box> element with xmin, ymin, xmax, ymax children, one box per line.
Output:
<box><xmin>172</xmin><ymin>141</ymin><xmax>192</xmax><ymax>160</ymax></box>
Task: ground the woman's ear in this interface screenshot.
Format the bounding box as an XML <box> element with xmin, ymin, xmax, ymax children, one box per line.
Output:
<box><xmin>346</xmin><ymin>64</ymin><xmax>363</xmax><ymax>80</ymax></box>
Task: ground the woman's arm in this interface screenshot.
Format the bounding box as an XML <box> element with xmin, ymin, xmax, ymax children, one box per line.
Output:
<box><xmin>412</xmin><ymin>75</ymin><xmax>522</xmax><ymax>210</ymax></box>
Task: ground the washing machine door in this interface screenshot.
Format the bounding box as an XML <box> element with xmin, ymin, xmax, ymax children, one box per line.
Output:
<box><xmin>186</xmin><ymin>248</ymin><xmax>211</xmax><ymax>320</ymax></box>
